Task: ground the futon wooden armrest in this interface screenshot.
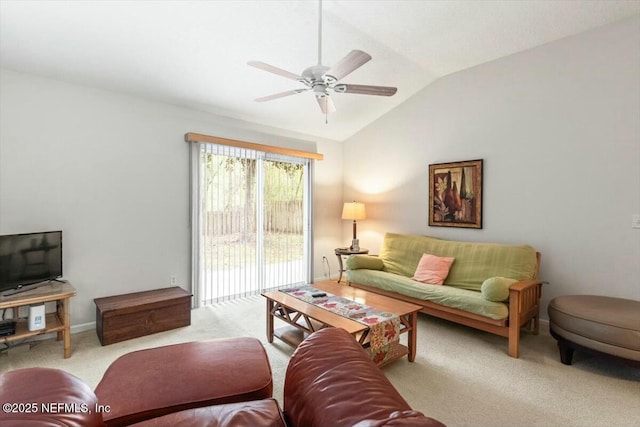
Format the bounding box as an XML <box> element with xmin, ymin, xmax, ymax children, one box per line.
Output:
<box><xmin>507</xmin><ymin>278</ymin><xmax>543</xmax><ymax>358</ymax></box>
<box><xmin>508</xmin><ymin>279</ymin><xmax>543</xmax><ymax>292</ymax></box>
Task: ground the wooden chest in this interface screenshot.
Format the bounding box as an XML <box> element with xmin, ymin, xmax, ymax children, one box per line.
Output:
<box><xmin>94</xmin><ymin>287</ymin><xmax>191</xmax><ymax>346</ymax></box>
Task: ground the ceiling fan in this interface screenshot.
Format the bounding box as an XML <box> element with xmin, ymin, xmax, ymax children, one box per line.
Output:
<box><xmin>247</xmin><ymin>0</ymin><xmax>397</xmax><ymax>117</ymax></box>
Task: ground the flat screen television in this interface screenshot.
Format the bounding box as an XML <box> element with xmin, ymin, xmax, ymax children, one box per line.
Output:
<box><xmin>0</xmin><ymin>231</ymin><xmax>63</xmax><ymax>296</ymax></box>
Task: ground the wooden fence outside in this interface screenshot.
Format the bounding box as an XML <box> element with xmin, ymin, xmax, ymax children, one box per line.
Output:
<box><xmin>204</xmin><ymin>201</ymin><xmax>303</xmax><ymax>236</ymax></box>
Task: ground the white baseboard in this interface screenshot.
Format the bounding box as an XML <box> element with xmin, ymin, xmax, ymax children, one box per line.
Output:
<box><xmin>71</xmin><ymin>321</ymin><xmax>96</xmax><ymax>334</ymax></box>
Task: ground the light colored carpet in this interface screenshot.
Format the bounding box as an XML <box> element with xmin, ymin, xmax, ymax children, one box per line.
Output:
<box><xmin>1</xmin><ymin>295</ymin><xmax>639</xmax><ymax>427</ymax></box>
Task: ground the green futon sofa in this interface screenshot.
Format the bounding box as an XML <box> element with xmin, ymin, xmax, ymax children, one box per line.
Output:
<box><xmin>346</xmin><ymin>232</ymin><xmax>542</xmax><ymax>358</ymax></box>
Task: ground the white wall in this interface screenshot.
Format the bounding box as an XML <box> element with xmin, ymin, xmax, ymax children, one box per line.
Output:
<box><xmin>0</xmin><ymin>69</ymin><xmax>344</xmax><ymax>326</ymax></box>
<box><xmin>343</xmin><ymin>17</ymin><xmax>640</xmax><ymax>318</ymax></box>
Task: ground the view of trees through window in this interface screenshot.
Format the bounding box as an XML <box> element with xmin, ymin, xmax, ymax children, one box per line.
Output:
<box><xmin>198</xmin><ymin>146</ymin><xmax>308</xmax><ymax>303</ymax></box>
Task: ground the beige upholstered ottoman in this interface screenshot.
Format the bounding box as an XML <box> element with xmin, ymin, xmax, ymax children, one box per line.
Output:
<box><xmin>548</xmin><ymin>295</ymin><xmax>640</xmax><ymax>365</ymax></box>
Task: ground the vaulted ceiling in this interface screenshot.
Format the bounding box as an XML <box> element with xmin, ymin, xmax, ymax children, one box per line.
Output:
<box><xmin>2</xmin><ymin>1</ymin><xmax>639</xmax><ymax>141</ymax></box>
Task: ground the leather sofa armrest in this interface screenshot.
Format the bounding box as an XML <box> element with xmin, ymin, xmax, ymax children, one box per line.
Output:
<box><xmin>282</xmin><ymin>328</ymin><xmax>445</xmax><ymax>427</ymax></box>
<box><xmin>0</xmin><ymin>367</ymin><xmax>104</xmax><ymax>427</ymax></box>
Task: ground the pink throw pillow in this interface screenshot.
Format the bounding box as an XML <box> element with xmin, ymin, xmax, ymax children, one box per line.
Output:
<box><xmin>412</xmin><ymin>253</ymin><xmax>455</xmax><ymax>285</ymax></box>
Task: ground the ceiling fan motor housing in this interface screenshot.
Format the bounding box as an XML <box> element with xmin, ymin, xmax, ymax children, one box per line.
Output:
<box><xmin>302</xmin><ymin>64</ymin><xmax>330</xmax><ymax>82</ymax></box>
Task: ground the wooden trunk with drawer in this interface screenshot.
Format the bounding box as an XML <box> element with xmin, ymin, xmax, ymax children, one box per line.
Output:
<box><xmin>94</xmin><ymin>287</ymin><xmax>191</xmax><ymax>346</ymax></box>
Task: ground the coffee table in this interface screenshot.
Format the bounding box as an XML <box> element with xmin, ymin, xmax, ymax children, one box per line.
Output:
<box><xmin>261</xmin><ymin>280</ymin><xmax>421</xmax><ymax>366</ymax></box>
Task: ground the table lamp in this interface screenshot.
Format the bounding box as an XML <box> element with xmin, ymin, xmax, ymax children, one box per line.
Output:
<box><xmin>342</xmin><ymin>201</ymin><xmax>366</xmax><ymax>251</ymax></box>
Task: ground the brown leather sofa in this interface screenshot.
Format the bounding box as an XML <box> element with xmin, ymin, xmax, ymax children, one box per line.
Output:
<box><xmin>0</xmin><ymin>328</ymin><xmax>444</xmax><ymax>427</ymax></box>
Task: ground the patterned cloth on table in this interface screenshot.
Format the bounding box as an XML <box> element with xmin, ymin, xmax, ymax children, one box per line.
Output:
<box><xmin>280</xmin><ymin>285</ymin><xmax>401</xmax><ymax>364</ymax></box>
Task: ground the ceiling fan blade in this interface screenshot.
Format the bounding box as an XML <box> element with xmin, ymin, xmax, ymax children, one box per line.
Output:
<box><xmin>324</xmin><ymin>50</ymin><xmax>372</xmax><ymax>82</ymax></box>
<box><xmin>247</xmin><ymin>61</ymin><xmax>303</xmax><ymax>81</ymax></box>
<box><xmin>333</xmin><ymin>84</ymin><xmax>397</xmax><ymax>96</ymax></box>
<box><xmin>255</xmin><ymin>89</ymin><xmax>308</xmax><ymax>102</ymax></box>
<box><xmin>316</xmin><ymin>96</ymin><xmax>336</xmax><ymax>114</ymax></box>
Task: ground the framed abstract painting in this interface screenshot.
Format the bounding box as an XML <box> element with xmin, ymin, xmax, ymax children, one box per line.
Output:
<box><xmin>429</xmin><ymin>159</ymin><xmax>483</xmax><ymax>229</ymax></box>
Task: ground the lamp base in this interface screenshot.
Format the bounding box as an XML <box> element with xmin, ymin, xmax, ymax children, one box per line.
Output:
<box><xmin>350</xmin><ymin>239</ymin><xmax>360</xmax><ymax>251</ymax></box>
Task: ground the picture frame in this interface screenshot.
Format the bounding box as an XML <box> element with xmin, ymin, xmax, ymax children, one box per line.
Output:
<box><xmin>429</xmin><ymin>159</ymin><xmax>483</xmax><ymax>229</ymax></box>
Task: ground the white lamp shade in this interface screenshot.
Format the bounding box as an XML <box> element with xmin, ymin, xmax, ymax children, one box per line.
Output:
<box><xmin>342</xmin><ymin>202</ymin><xmax>366</xmax><ymax>220</ymax></box>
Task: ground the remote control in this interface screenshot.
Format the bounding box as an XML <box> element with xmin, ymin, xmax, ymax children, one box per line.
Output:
<box><xmin>311</xmin><ymin>292</ymin><xmax>327</xmax><ymax>298</ymax></box>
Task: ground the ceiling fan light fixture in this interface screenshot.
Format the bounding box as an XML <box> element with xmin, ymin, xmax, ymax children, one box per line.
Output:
<box><xmin>316</xmin><ymin>95</ymin><xmax>336</xmax><ymax>114</ymax></box>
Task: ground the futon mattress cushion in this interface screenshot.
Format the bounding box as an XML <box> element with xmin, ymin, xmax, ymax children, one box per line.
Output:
<box><xmin>378</xmin><ymin>233</ymin><xmax>537</xmax><ymax>291</ymax></box>
<box><xmin>347</xmin><ymin>269</ymin><xmax>509</xmax><ymax>320</ymax></box>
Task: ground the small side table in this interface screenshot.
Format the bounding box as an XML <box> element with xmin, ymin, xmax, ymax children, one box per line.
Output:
<box><xmin>335</xmin><ymin>247</ymin><xmax>369</xmax><ymax>283</ymax></box>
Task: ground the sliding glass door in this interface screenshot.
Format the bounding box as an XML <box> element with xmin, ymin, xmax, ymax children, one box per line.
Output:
<box><xmin>192</xmin><ymin>142</ymin><xmax>311</xmax><ymax>306</ymax></box>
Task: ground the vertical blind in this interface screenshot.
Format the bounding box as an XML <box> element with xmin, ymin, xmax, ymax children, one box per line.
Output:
<box><xmin>191</xmin><ymin>140</ymin><xmax>312</xmax><ymax>306</ymax></box>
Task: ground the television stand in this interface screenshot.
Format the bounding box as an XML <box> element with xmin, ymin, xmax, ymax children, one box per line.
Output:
<box><xmin>3</xmin><ymin>281</ymin><xmax>46</xmax><ymax>297</ymax></box>
<box><xmin>0</xmin><ymin>282</ymin><xmax>76</xmax><ymax>358</ymax></box>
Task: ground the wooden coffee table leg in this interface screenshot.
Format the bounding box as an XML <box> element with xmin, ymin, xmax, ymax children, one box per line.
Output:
<box><xmin>408</xmin><ymin>311</ymin><xmax>417</xmax><ymax>362</ymax></box>
<box><xmin>266</xmin><ymin>298</ymin><xmax>274</xmax><ymax>343</ymax></box>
